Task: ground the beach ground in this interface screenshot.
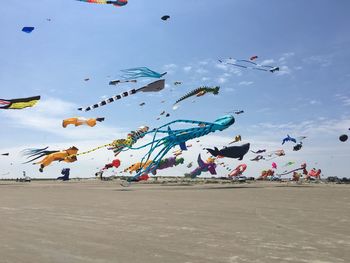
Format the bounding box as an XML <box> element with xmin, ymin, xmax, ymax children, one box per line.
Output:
<box><xmin>0</xmin><ymin>180</ymin><xmax>349</xmax><ymax>263</ymax></box>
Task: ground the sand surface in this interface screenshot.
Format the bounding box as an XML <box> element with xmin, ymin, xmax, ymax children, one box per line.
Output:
<box><xmin>0</xmin><ymin>180</ymin><xmax>349</xmax><ymax>263</ymax></box>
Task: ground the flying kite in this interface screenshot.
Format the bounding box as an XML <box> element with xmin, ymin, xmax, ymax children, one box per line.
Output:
<box><xmin>250</xmin><ymin>155</ymin><xmax>264</xmax><ymax>162</ymax></box>
<box><xmin>173</xmin><ymin>86</ymin><xmax>220</xmax><ymax>108</ymax></box>
<box><xmin>109</xmin><ymin>79</ymin><xmax>137</xmax><ymax>86</ymax></box>
<box><xmin>250</xmin><ymin>55</ymin><xmax>258</xmax><ymax>61</ymax></box>
<box><xmin>123</xmin><ymin>115</ymin><xmax>235</xmax><ymax>183</ymax></box>
<box><xmin>161</xmin><ymin>15</ymin><xmax>170</xmax><ymax>21</ymax></box>
<box><xmin>101</xmin><ymin>159</ymin><xmax>121</xmax><ymax>171</ymax></box>
<box><xmin>282</xmin><ymin>135</ymin><xmax>297</xmax><ymax>145</ymax></box>
<box><xmin>1</xmin><ymin>153</ymin><xmax>9</xmax><ymax>156</ymax></box>
<box><xmin>272</xmin><ymin>162</ymin><xmax>277</xmax><ymax>169</ymax></box>
<box><xmin>228</xmin><ymin>164</ymin><xmax>247</xmax><ymax>178</ymax></box>
<box><xmin>174</xmin><ymin>81</ymin><xmax>182</xmax><ymax>85</ymax></box>
<box><xmin>339</xmin><ymin>134</ymin><xmax>348</xmax><ymax>142</ymax></box>
<box><xmin>121</xmin><ymin>67</ymin><xmax>167</xmax><ymax>80</ymax></box>
<box><xmin>251</xmin><ymin>149</ymin><xmax>266</xmax><ymax>154</ymax></box>
<box><xmin>139</xmin><ymin>102</ymin><xmax>145</xmax><ymax>106</ymax></box>
<box><xmin>229</xmin><ymin>135</ymin><xmax>242</xmax><ymax>144</ymax></box>
<box><xmin>150</xmin><ymin>157</ymin><xmax>184</xmax><ymax>175</ymax></box>
<box><xmin>0</xmin><ymin>96</ymin><xmax>40</xmax><ymax>110</ymax></box>
<box><xmin>124</xmin><ymin>160</ymin><xmax>153</xmax><ymax>174</ymax></box>
<box><xmin>76</xmin><ymin>0</ymin><xmax>128</xmax><ymax>7</ymax></box>
<box><xmin>62</xmin><ymin>117</ymin><xmax>105</xmax><ymax>128</ymax></box>
<box><xmin>78</xmin><ymin>79</ymin><xmax>164</xmax><ymax>111</ymax></box>
<box><xmin>293</xmin><ymin>143</ymin><xmax>303</xmax><ymax>151</ymax></box>
<box><xmin>218</xmin><ymin>57</ymin><xmax>279</xmax><ymax>73</ymax></box>
<box><xmin>22</xmin><ymin>27</ymin><xmax>35</xmax><ymax>33</ymax></box>
<box><xmin>185</xmin><ymin>154</ymin><xmax>217</xmax><ymax>178</ymax></box>
<box><xmin>234</xmin><ymin>110</ymin><xmax>244</xmax><ymax>115</ymax></box>
<box><xmin>283</xmin><ymin>161</ymin><xmax>295</xmax><ymax>167</ymax></box>
<box><xmin>206</xmin><ymin>143</ymin><xmax>250</xmax><ymax>160</ymax></box>
<box><xmin>22</xmin><ymin>146</ymin><xmax>79</xmax><ymax>172</ymax></box>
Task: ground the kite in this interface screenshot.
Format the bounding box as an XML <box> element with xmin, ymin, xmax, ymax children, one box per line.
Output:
<box><xmin>250</xmin><ymin>155</ymin><xmax>264</xmax><ymax>162</ymax></box>
<box><xmin>258</xmin><ymin>169</ymin><xmax>275</xmax><ymax>180</ymax></box>
<box><xmin>306</xmin><ymin>168</ymin><xmax>321</xmax><ymax>180</ymax></box>
<box><xmin>22</xmin><ymin>146</ymin><xmax>79</xmax><ymax>172</ymax></box>
<box><xmin>276</xmin><ymin>163</ymin><xmax>308</xmax><ymax>176</ymax></box>
<box><xmin>174</xmin><ymin>81</ymin><xmax>182</xmax><ymax>85</ymax></box>
<box><xmin>0</xmin><ymin>96</ymin><xmax>40</xmax><ymax>110</ymax></box>
<box><xmin>76</xmin><ymin>0</ymin><xmax>128</xmax><ymax>7</ymax></box>
<box><xmin>187</xmin><ymin>162</ymin><xmax>193</xmax><ymax>168</ymax></box>
<box><xmin>101</xmin><ymin>159</ymin><xmax>121</xmax><ymax>170</ymax></box>
<box><xmin>1</xmin><ymin>153</ymin><xmax>9</xmax><ymax>156</ymax></box>
<box><xmin>78</xmin><ymin>79</ymin><xmax>164</xmax><ymax>111</ymax></box>
<box><xmin>251</xmin><ymin>149</ymin><xmax>266</xmax><ymax>154</ymax></box>
<box><xmin>229</xmin><ymin>135</ymin><xmax>242</xmax><ymax>144</ymax></box>
<box><xmin>123</xmin><ymin>114</ymin><xmax>235</xmax><ymax>183</ymax></box>
<box><xmin>62</xmin><ymin>117</ymin><xmax>105</xmax><ymax>128</ymax></box>
<box><xmin>206</xmin><ymin>143</ymin><xmax>250</xmax><ymax>160</ymax></box>
<box><xmin>250</xmin><ymin>55</ymin><xmax>258</xmax><ymax>61</ymax></box>
<box><xmin>234</xmin><ymin>110</ymin><xmax>244</xmax><ymax>115</ymax></box>
<box><xmin>84</xmin><ymin>78</ymin><xmax>90</xmax><ymax>81</ymax></box>
<box><xmin>282</xmin><ymin>135</ymin><xmax>297</xmax><ymax>145</ymax></box>
<box><xmin>121</xmin><ymin>67</ymin><xmax>167</xmax><ymax>80</ymax></box>
<box><xmin>173</xmin><ymin>86</ymin><xmax>220</xmax><ymax>107</ymax></box>
<box><xmin>272</xmin><ymin>162</ymin><xmax>277</xmax><ymax>169</ymax></box>
<box><xmin>109</xmin><ymin>79</ymin><xmax>137</xmax><ymax>86</ymax></box>
<box><xmin>150</xmin><ymin>157</ymin><xmax>184</xmax><ymax>175</ymax></box>
<box><xmin>339</xmin><ymin>134</ymin><xmax>348</xmax><ymax>142</ymax></box>
<box><xmin>57</xmin><ymin>168</ymin><xmax>70</xmax><ymax>181</ymax></box>
<box><xmin>161</xmin><ymin>15</ymin><xmax>170</xmax><ymax>21</ymax></box>
<box><xmin>106</xmin><ymin>126</ymin><xmax>149</xmax><ymax>156</ymax></box>
<box><xmin>228</xmin><ymin>164</ymin><xmax>247</xmax><ymax>178</ymax></box>
<box><xmin>139</xmin><ymin>102</ymin><xmax>145</xmax><ymax>106</ymax></box>
<box><xmin>283</xmin><ymin>161</ymin><xmax>295</xmax><ymax>167</ymax></box>
<box><xmin>185</xmin><ymin>154</ymin><xmax>217</xmax><ymax>178</ymax></box>
<box><xmin>293</xmin><ymin>143</ymin><xmax>303</xmax><ymax>151</ymax></box>
<box><xmin>124</xmin><ymin>160</ymin><xmax>153</xmax><ymax>174</ymax></box>
<box><xmin>22</xmin><ymin>27</ymin><xmax>35</xmax><ymax>33</ymax></box>
<box><xmin>219</xmin><ymin>57</ymin><xmax>279</xmax><ymax>73</ymax></box>
<box><xmin>173</xmin><ymin>149</ymin><xmax>182</xmax><ymax>156</ymax></box>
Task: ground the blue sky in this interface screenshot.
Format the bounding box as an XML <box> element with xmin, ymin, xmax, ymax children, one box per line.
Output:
<box><xmin>0</xmin><ymin>0</ymin><xmax>349</xmax><ymax>178</ymax></box>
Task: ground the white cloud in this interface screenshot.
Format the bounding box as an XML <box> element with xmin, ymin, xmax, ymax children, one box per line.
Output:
<box><xmin>201</xmin><ymin>77</ymin><xmax>210</xmax><ymax>81</ymax></box>
<box><xmin>183</xmin><ymin>66</ymin><xmax>192</xmax><ymax>72</ymax></box>
<box><xmin>309</xmin><ymin>100</ymin><xmax>321</xmax><ymax>105</ymax></box>
<box><xmin>218</xmin><ymin>77</ymin><xmax>227</xmax><ymax>84</ymax></box>
<box><xmin>238</xmin><ymin>81</ymin><xmax>254</xmax><ymax>86</ymax></box>
<box><xmin>196</xmin><ymin>68</ymin><xmax>208</xmax><ymax>74</ymax></box>
<box><xmin>335</xmin><ymin>94</ymin><xmax>350</xmax><ymax>106</ymax></box>
<box><xmin>261</xmin><ymin>59</ymin><xmax>275</xmax><ymax>65</ymax></box>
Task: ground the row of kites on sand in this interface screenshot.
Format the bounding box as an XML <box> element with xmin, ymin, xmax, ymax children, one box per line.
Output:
<box><xmin>3</xmin><ymin>0</ymin><xmax>348</xmax><ymax>185</ymax></box>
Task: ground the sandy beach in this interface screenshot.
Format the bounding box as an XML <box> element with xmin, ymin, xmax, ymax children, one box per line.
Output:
<box><xmin>0</xmin><ymin>180</ymin><xmax>349</xmax><ymax>263</ymax></box>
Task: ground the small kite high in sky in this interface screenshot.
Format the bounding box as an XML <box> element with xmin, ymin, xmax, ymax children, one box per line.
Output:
<box><xmin>219</xmin><ymin>56</ymin><xmax>279</xmax><ymax>73</ymax></box>
<box><xmin>22</xmin><ymin>27</ymin><xmax>35</xmax><ymax>33</ymax></box>
<box><xmin>76</xmin><ymin>0</ymin><xmax>128</xmax><ymax>7</ymax></box>
<box><xmin>62</xmin><ymin>117</ymin><xmax>105</xmax><ymax>128</ymax></box>
<box><xmin>161</xmin><ymin>15</ymin><xmax>170</xmax><ymax>21</ymax></box>
<box><xmin>0</xmin><ymin>96</ymin><xmax>40</xmax><ymax>110</ymax></box>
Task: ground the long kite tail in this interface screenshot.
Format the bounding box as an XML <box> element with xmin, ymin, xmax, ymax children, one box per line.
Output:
<box><xmin>78</xmin><ymin>89</ymin><xmax>137</xmax><ymax>111</ymax></box>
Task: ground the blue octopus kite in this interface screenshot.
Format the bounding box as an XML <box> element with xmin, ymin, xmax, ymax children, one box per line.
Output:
<box><xmin>123</xmin><ymin>115</ymin><xmax>235</xmax><ymax>184</ymax></box>
<box><xmin>121</xmin><ymin>67</ymin><xmax>167</xmax><ymax>80</ymax></box>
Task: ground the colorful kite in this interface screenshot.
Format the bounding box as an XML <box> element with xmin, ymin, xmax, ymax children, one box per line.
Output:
<box><xmin>229</xmin><ymin>135</ymin><xmax>242</xmax><ymax>144</ymax></box>
<box><xmin>62</xmin><ymin>117</ymin><xmax>105</xmax><ymax>128</ymax></box>
<box><xmin>78</xmin><ymin>80</ymin><xmax>164</xmax><ymax>111</ymax></box>
<box><xmin>124</xmin><ymin>115</ymin><xmax>235</xmax><ymax>183</ymax></box>
<box><xmin>76</xmin><ymin>0</ymin><xmax>128</xmax><ymax>7</ymax></box>
<box><xmin>185</xmin><ymin>154</ymin><xmax>217</xmax><ymax>178</ymax></box>
<box><xmin>22</xmin><ymin>146</ymin><xmax>79</xmax><ymax>172</ymax></box>
<box><xmin>228</xmin><ymin>164</ymin><xmax>247</xmax><ymax>178</ymax></box>
<box><xmin>150</xmin><ymin>157</ymin><xmax>184</xmax><ymax>175</ymax></box>
<box><xmin>0</xmin><ymin>96</ymin><xmax>40</xmax><ymax>110</ymax></box>
<box><xmin>282</xmin><ymin>135</ymin><xmax>297</xmax><ymax>145</ymax></box>
<box><xmin>173</xmin><ymin>86</ymin><xmax>220</xmax><ymax>107</ymax></box>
